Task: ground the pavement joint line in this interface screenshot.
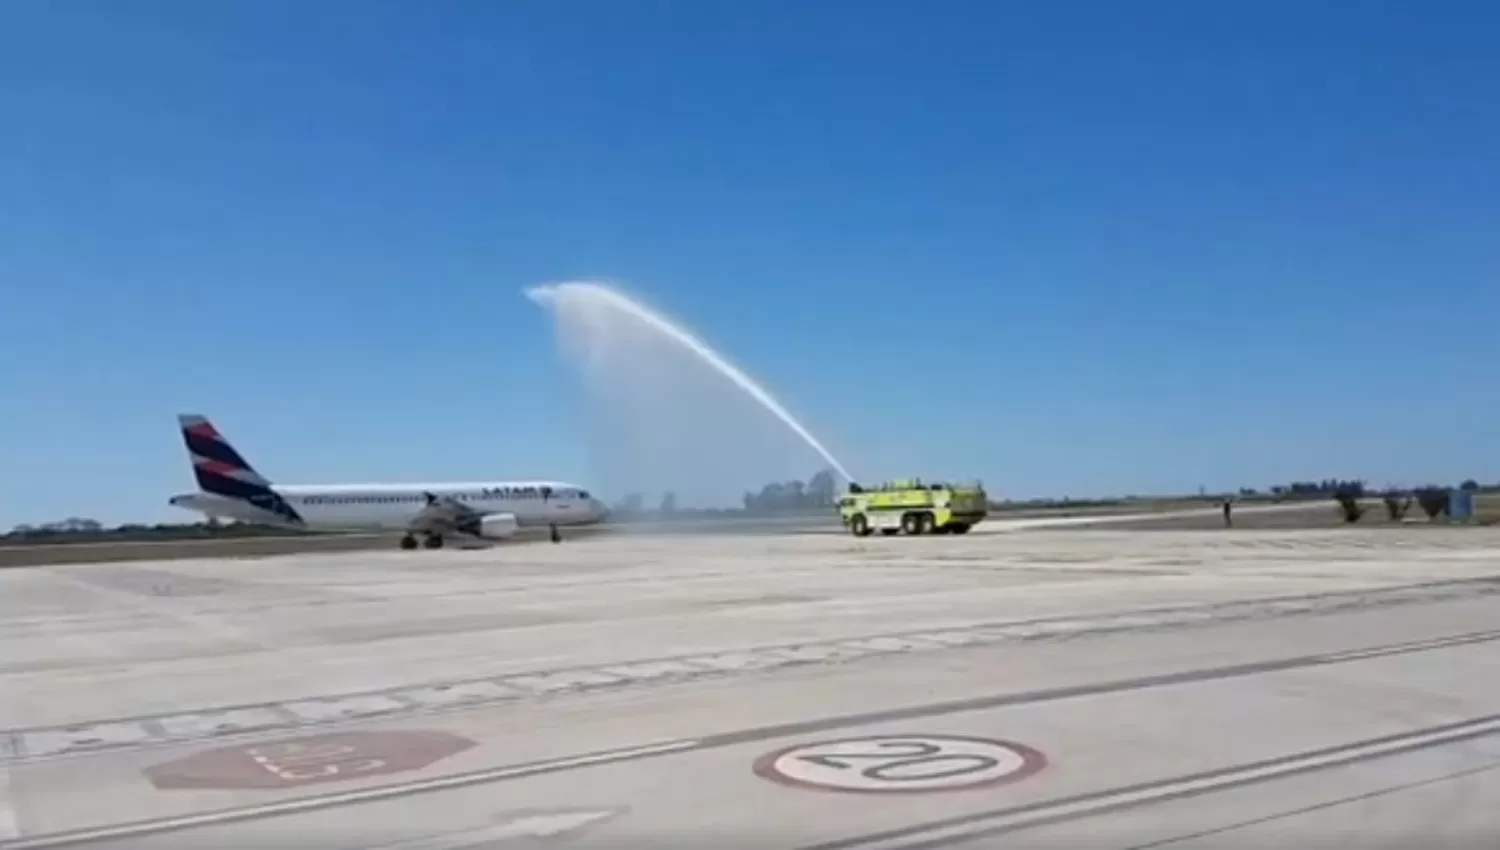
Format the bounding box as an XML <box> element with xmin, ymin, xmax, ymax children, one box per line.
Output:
<box><xmin>1113</xmin><ymin>759</ymin><xmax>1500</xmax><ymax>850</ymax></box>
<box><xmin>8</xmin><ymin>576</ymin><xmax>1500</xmax><ymax>764</ymax></box>
<box><xmin>798</xmin><ymin>714</ymin><xmax>1500</xmax><ymax>850</ymax></box>
<box><xmin>7</xmin><ymin>627</ymin><xmax>1500</xmax><ymax>849</ymax></box>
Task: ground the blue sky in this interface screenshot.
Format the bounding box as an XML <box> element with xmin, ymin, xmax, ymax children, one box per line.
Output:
<box><xmin>2</xmin><ymin>0</ymin><xmax>1497</xmax><ymax>525</ymax></box>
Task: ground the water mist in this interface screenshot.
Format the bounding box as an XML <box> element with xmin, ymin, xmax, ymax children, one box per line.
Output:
<box><xmin>526</xmin><ymin>281</ymin><xmax>854</xmax><ymax>504</ymax></box>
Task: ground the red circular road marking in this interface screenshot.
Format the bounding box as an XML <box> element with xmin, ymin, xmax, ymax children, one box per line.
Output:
<box><xmin>753</xmin><ymin>734</ymin><xmax>1047</xmax><ymax>794</ymax></box>
<box><xmin>144</xmin><ymin>729</ymin><xmax>477</xmax><ymax>791</ymax></box>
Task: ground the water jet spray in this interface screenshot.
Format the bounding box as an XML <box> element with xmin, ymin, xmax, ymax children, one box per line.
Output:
<box><xmin>526</xmin><ymin>280</ymin><xmax>855</xmax><ymax>486</ymax></box>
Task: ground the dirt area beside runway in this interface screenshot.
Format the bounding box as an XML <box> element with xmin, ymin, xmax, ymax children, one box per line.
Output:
<box><xmin>1065</xmin><ymin>495</ymin><xmax>1500</xmax><ymax>531</ymax></box>
<box><xmin>1073</xmin><ymin>502</ymin><xmax>1350</xmax><ymax>531</ymax></box>
<box><xmin>0</xmin><ymin>516</ymin><xmax>842</xmax><ymax>568</ymax></box>
<box><xmin>0</xmin><ymin>533</ymin><xmax>393</xmax><ymax>569</ymax></box>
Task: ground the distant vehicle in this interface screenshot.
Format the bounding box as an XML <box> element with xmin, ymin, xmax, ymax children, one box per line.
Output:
<box><xmin>167</xmin><ymin>414</ymin><xmax>608</xmax><ymax>550</ymax></box>
<box><xmin>838</xmin><ymin>478</ymin><xmax>989</xmax><ymax>537</ymax></box>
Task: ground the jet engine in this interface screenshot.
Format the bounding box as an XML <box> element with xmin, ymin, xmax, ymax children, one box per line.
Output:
<box><xmin>477</xmin><ymin>512</ymin><xmax>519</xmax><ymax>539</ymax></box>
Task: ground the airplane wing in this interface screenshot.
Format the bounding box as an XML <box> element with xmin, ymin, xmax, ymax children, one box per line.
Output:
<box><xmin>410</xmin><ymin>492</ymin><xmax>523</xmax><ymax>544</ymax></box>
<box><xmin>410</xmin><ymin>492</ymin><xmax>484</xmax><ymax>538</ymax></box>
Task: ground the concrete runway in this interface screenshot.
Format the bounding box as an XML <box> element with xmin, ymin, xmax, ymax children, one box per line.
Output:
<box><xmin>0</xmin><ymin>499</ymin><xmax>1365</xmax><ymax>569</ymax></box>
<box><xmin>5</xmin><ymin>518</ymin><xmax>1500</xmax><ymax>848</ymax></box>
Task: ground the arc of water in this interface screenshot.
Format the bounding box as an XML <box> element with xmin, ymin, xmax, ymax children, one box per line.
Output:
<box><xmin>526</xmin><ymin>281</ymin><xmax>855</xmax><ymax>483</ymax></box>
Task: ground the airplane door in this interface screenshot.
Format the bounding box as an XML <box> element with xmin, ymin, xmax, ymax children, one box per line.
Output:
<box><xmin>545</xmin><ymin>487</ymin><xmax>573</xmax><ymax>520</ymax></box>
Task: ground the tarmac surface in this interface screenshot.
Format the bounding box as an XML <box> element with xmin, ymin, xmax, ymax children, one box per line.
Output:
<box><xmin>5</xmin><ymin>505</ymin><xmax>1500</xmax><ymax>848</ymax></box>
<box><xmin>0</xmin><ymin>516</ymin><xmax>836</xmax><ymax>568</ymax></box>
<box><xmin>0</xmin><ymin>499</ymin><xmax>1375</xmax><ymax>569</ymax></box>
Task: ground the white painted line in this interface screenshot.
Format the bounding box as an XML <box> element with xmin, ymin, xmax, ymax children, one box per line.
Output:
<box><xmin>366</xmin><ymin>808</ymin><xmax>624</xmax><ymax>850</ymax></box>
<box><xmin>3</xmin><ymin>740</ymin><xmax>694</xmax><ymax>849</ymax></box>
<box><xmin>0</xmin><ymin>763</ymin><xmax>20</xmax><ymax>842</ymax></box>
<box><xmin>843</xmin><ymin>715</ymin><xmax>1500</xmax><ymax>850</ymax></box>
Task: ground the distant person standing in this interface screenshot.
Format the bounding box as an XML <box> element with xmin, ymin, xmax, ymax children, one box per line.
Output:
<box><xmin>1222</xmin><ymin>499</ymin><xmax>1233</xmax><ymax>528</ymax></box>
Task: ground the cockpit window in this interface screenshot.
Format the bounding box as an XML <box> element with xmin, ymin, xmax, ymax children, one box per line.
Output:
<box><xmin>578</xmin><ymin>490</ymin><xmax>591</xmax><ymax>499</ymax></box>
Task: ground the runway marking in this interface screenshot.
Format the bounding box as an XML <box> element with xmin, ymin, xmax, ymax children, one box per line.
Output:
<box><xmin>1</xmin><ymin>742</ymin><xmax>692</xmax><ymax>850</ymax></box>
<box><xmin>11</xmin><ymin>627</ymin><xmax>1500</xmax><ymax>847</ymax></box>
<box><xmin>754</xmin><ymin>735</ymin><xmax>1045</xmax><ymax>794</ymax></box>
<box><xmin>10</xmin><ymin>576</ymin><xmax>1500</xmax><ymax>762</ymax></box>
<box><xmin>798</xmin><ymin>714</ymin><xmax>1500</xmax><ymax>850</ymax></box>
<box><xmin>0</xmin><ymin>763</ymin><xmax>19</xmax><ymax>842</ymax></box>
<box><xmin>144</xmin><ymin>730</ymin><xmax>477</xmax><ymax>791</ymax></box>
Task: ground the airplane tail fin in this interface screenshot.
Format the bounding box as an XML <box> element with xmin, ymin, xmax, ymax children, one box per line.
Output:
<box><xmin>177</xmin><ymin>414</ymin><xmax>303</xmax><ymax>525</ymax></box>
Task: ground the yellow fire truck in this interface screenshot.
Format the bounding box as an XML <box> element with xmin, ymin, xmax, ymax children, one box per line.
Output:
<box><xmin>837</xmin><ymin>478</ymin><xmax>989</xmax><ymax>537</ymax></box>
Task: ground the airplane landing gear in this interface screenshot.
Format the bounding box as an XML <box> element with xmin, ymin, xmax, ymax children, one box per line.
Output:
<box><xmin>423</xmin><ymin>534</ymin><xmax>445</xmax><ymax>549</ymax></box>
<box><xmin>399</xmin><ymin>534</ymin><xmax>418</xmax><ymax>550</ymax></box>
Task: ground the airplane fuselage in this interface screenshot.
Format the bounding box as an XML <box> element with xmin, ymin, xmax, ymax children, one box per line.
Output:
<box><xmin>170</xmin><ymin>481</ymin><xmax>608</xmax><ymax>533</ymax></box>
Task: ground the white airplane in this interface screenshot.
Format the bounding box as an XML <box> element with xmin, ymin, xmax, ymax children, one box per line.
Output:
<box><xmin>167</xmin><ymin>414</ymin><xmax>608</xmax><ymax>549</ymax></box>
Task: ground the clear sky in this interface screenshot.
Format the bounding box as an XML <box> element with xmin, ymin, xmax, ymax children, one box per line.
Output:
<box><xmin>2</xmin><ymin>0</ymin><xmax>1497</xmax><ymax>526</ymax></box>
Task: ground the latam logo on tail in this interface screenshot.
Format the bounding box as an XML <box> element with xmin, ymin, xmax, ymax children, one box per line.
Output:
<box><xmin>180</xmin><ymin>415</ymin><xmax>304</xmax><ymax>526</ymax></box>
<box><xmin>169</xmin><ymin>414</ymin><xmax>608</xmax><ymax>550</ymax></box>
